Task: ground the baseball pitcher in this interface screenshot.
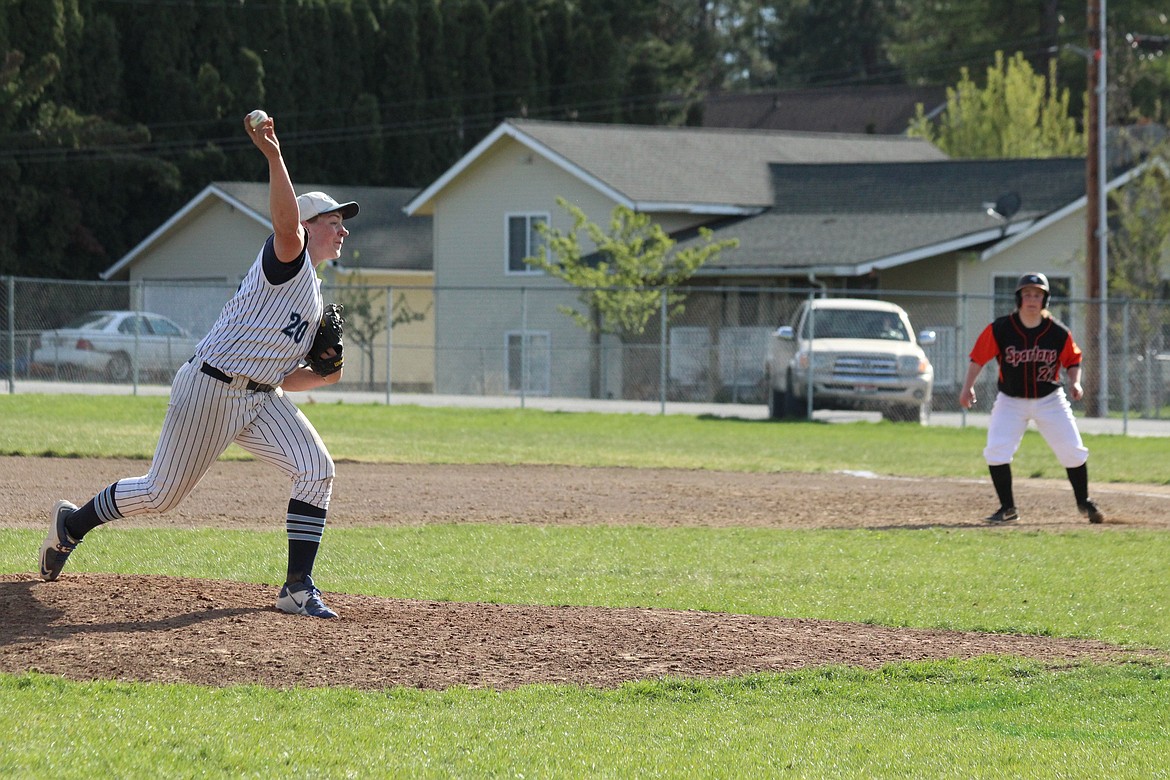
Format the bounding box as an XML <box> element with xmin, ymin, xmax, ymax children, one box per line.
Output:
<box><xmin>39</xmin><ymin>111</ymin><xmax>358</xmax><ymax>618</ymax></box>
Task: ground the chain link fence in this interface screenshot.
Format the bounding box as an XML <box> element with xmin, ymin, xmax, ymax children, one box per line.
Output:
<box><xmin>4</xmin><ymin>276</ymin><xmax>1168</xmax><ymax>423</ymax></box>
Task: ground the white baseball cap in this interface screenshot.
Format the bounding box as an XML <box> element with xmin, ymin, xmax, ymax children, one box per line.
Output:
<box><xmin>296</xmin><ymin>191</ymin><xmax>359</xmax><ymax>221</ymax></box>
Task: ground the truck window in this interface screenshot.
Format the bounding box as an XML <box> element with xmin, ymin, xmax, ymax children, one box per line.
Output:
<box><xmin>802</xmin><ymin>310</ymin><xmax>909</xmax><ymax>341</ymax></box>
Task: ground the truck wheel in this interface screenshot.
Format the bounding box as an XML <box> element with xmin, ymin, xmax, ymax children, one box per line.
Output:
<box><xmin>767</xmin><ymin>387</ymin><xmax>785</xmax><ymax>420</ymax></box>
<box><xmin>783</xmin><ymin>371</ymin><xmax>805</xmax><ymax>419</ymax></box>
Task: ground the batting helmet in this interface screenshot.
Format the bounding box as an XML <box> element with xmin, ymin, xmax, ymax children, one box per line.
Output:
<box><xmin>1015</xmin><ymin>272</ymin><xmax>1050</xmax><ymax>308</ymax></box>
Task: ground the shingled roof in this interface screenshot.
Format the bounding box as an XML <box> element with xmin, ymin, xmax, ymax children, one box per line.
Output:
<box><xmin>215</xmin><ymin>182</ymin><xmax>430</xmax><ymax>272</ymax></box>
<box><xmin>679</xmin><ymin>158</ymin><xmax>1087</xmax><ymax>277</ymax></box>
<box><xmin>406</xmin><ymin>119</ymin><xmax>948</xmax><ymax>216</ymax></box>
<box><xmin>104</xmin><ymin>182</ymin><xmax>429</xmax><ymax>280</ymax></box>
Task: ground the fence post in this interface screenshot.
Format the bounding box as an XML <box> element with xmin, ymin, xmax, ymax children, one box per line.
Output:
<box><xmin>385</xmin><ymin>285</ymin><xmax>393</xmax><ymax>405</ymax></box>
<box><xmin>132</xmin><ymin>281</ymin><xmax>142</xmax><ymax>394</ymax></box>
<box><xmin>805</xmin><ymin>290</ymin><xmax>815</xmax><ymax>419</ymax></box>
<box><xmin>520</xmin><ymin>287</ymin><xmax>528</xmax><ymax>409</ymax></box>
<box><xmin>959</xmin><ymin>293</ymin><xmax>968</xmax><ymax>428</ymax></box>
<box><xmin>1121</xmin><ymin>299</ymin><xmax>1130</xmax><ymax>435</ymax></box>
<box><xmin>659</xmin><ymin>288</ymin><xmax>667</xmax><ymax>415</ymax></box>
<box><xmin>5</xmin><ymin>276</ymin><xmax>13</xmax><ymax>394</ymax></box>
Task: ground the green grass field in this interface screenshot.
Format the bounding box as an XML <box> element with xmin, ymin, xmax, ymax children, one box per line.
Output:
<box><xmin>1</xmin><ymin>395</ymin><xmax>1168</xmax><ymax>778</ymax></box>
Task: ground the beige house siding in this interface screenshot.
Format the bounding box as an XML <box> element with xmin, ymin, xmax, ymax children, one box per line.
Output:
<box><xmin>327</xmin><ymin>268</ymin><xmax>435</xmax><ymax>392</ymax></box>
<box><xmin>131</xmin><ymin>201</ymin><xmax>267</xmax><ymax>285</ymax></box>
<box><xmin>431</xmin><ymin>139</ymin><xmax>629</xmax><ymax>395</ymax></box>
<box><xmin>112</xmin><ymin>191</ymin><xmax>436</xmax><ymax>393</ymax></box>
<box><xmin>960</xmin><ymin>210</ymin><xmax>1086</xmax><ymax>323</ymax></box>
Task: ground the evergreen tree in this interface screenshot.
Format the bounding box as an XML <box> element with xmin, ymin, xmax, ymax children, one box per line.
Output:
<box><xmin>624</xmin><ymin>42</ymin><xmax>663</xmax><ymax>125</ymax></box>
<box><xmin>240</xmin><ymin>0</ymin><xmax>295</xmax><ymax>119</ymax></box>
<box><xmin>191</xmin><ymin>0</ymin><xmax>236</xmax><ymax>78</ymax></box>
<box><xmin>538</xmin><ymin>0</ymin><xmax>574</xmax><ymax>119</ymax></box>
<box><xmin>488</xmin><ymin>0</ymin><xmax>537</xmax><ymax>122</ymax></box>
<box><xmin>70</xmin><ymin>11</ymin><xmax>122</xmax><ymax>118</ymax></box>
<box><xmin>562</xmin><ymin>13</ymin><xmax>624</xmax><ymax>123</ymax></box>
<box><xmin>348</xmin><ymin>92</ymin><xmax>385</xmax><ymax>185</ymax></box>
<box><xmin>375</xmin><ymin>0</ymin><xmax>429</xmax><ymax>185</ymax></box>
<box><xmin>418</xmin><ymin>0</ymin><xmax>462</xmax><ymax>176</ymax></box>
<box><xmin>447</xmin><ymin>0</ymin><xmax>494</xmax><ymax>150</ymax></box>
<box><xmin>351</xmin><ymin>0</ymin><xmax>382</xmax><ymax>93</ymax></box>
<box><xmin>123</xmin><ymin>1</ymin><xmax>199</xmax><ymax>125</ymax></box>
<box><xmin>286</xmin><ymin>0</ymin><xmax>338</xmax><ymax>179</ymax></box>
<box><xmin>770</xmin><ymin>0</ymin><xmax>898</xmax><ymax>87</ymax></box>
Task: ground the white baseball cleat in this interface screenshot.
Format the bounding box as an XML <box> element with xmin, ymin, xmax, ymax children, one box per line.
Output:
<box><xmin>276</xmin><ymin>575</ymin><xmax>338</xmax><ymax>619</ymax></box>
<box><xmin>39</xmin><ymin>500</ymin><xmax>80</xmax><ymax>581</ymax></box>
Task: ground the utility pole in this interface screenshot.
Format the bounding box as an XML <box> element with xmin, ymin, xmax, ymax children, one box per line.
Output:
<box><xmin>1085</xmin><ymin>0</ymin><xmax>1108</xmax><ymax>417</ymax></box>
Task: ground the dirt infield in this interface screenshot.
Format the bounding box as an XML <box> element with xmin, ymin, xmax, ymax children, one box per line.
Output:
<box><xmin>3</xmin><ymin>456</ymin><xmax>1168</xmax><ymax>691</ymax></box>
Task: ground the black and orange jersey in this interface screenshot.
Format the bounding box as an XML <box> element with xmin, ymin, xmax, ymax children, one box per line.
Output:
<box><xmin>969</xmin><ymin>313</ymin><xmax>1082</xmax><ymax>398</ymax></box>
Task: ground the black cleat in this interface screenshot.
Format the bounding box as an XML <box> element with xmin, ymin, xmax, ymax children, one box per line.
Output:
<box><xmin>985</xmin><ymin>506</ymin><xmax>1019</xmax><ymax>524</ymax></box>
<box><xmin>1078</xmin><ymin>500</ymin><xmax>1105</xmax><ymax>524</ymax></box>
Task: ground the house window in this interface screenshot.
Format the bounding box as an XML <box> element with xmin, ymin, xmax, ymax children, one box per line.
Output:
<box><xmin>506</xmin><ymin>213</ymin><xmax>548</xmax><ymax>274</ymax></box>
<box><xmin>506</xmin><ymin>331</ymin><xmax>550</xmax><ymax>394</ymax></box>
<box><xmin>993</xmin><ymin>274</ymin><xmax>1071</xmax><ymax>323</ymax></box>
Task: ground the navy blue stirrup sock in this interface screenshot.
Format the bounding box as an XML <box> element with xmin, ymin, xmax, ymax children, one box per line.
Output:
<box><xmin>286</xmin><ymin>499</ymin><xmax>326</xmax><ymax>584</ymax></box>
<box><xmin>64</xmin><ymin>483</ymin><xmax>121</xmax><ymax>540</ymax></box>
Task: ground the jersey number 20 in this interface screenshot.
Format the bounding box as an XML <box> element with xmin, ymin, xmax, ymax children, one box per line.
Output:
<box><xmin>283</xmin><ymin>312</ymin><xmax>311</xmax><ymax>344</ymax></box>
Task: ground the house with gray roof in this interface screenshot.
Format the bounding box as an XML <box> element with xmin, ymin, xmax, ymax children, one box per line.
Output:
<box><xmin>102</xmin><ymin>181</ymin><xmax>435</xmax><ymax>391</ymax></box>
<box><xmin>405</xmin><ymin>119</ymin><xmax>951</xmax><ymax>398</ymax></box>
<box><xmin>405</xmin><ymin>118</ymin><xmax>1129</xmax><ymax>401</ymax></box>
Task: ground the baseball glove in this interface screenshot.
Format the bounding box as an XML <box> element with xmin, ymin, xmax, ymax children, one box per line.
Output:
<box><xmin>306</xmin><ymin>303</ymin><xmax>345</xmax><ymax>377</ymax></box>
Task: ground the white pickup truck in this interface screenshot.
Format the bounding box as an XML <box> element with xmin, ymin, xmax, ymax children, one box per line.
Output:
<box><xmin>764</xmin><ymin>298</ymin><xmax>936</xmax><ymax>423</ymax></box>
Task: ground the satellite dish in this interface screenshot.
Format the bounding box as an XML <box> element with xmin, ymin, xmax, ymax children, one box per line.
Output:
<box><xmin>986</xmin><ymin>191</ymin><xmax>1021</xmax><ymax>221</ymax></box>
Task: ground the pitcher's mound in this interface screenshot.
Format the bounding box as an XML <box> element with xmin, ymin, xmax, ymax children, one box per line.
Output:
<box><xmin>0</xmin><ymin>573</ymin><xmax>1151</xmax><ymax>691</ymax></box>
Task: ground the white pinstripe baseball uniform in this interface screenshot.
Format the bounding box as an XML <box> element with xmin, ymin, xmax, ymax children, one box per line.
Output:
<box><xmin>107</xmin><ymin>238</ymin><xmax>334</xmax><ymax>524</ymax></box>
<box><xmin>41</xmin><ymin>112</ymin><xmax>356</xmax><ymax>618</ymax></box>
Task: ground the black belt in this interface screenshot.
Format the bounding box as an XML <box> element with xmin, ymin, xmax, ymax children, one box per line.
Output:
<box><xmin>189</xmin><ymin>357</ymin><xmax>274</xmax><ymax>393</ymax></box>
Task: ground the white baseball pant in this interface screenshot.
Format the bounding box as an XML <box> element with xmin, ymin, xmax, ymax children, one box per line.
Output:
<box><xmin>983</xmin><ymin>389</ymin><xmax>1088</xmax><ymax>468</ymax></box>
<box><xmin>111</xmin><ymin>359</ymin><xmax>334</xmax><ymax>518</ymax></box>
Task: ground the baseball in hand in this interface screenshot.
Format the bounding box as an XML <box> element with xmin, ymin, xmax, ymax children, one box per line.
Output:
<box><xmin>247</xmin><ymin>109</ymin><xmax>269</xmax><ymax>128</ymax></box>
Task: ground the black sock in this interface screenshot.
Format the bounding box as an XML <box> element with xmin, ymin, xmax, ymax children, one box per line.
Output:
<box><xmin>286</xmin><ymin>539</ymin><xmax>320</xmax><ymax>585</ymax></box>
<box><xmin>989</xmin><ymin>464</ymin><xmax>1014</xmax><ymax>509</ymax></box>
<box><xmin>1066</xmin><ymin>464</ymin><xmax>1090</xmax><ymax>504</ymax></box>
<box><xmin>286</xmin><ymin>498</ymin><xmax>326</xmax><ymax>584</ymax></box>
<box><xmin>64</xmin><ymin>484</ymin><xmax>120</xmax><ymax>541</ymax></box>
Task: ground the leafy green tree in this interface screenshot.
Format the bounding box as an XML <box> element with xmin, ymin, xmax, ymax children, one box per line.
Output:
<box><xmin>526</xmin><ymin>197</ymin><xmax>739</xmax><ymax>397</ymax></box>
<box><xmin>1107</xmin><ymin>144</ymin><xmax>1170</xmax><ymax>377</ymax></box>
<box><xmin>907</xmin><ymin>51</ymin><xmax>1083</xmax><ymax>158</ymax></box>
